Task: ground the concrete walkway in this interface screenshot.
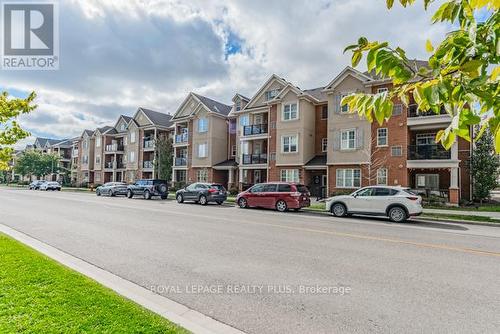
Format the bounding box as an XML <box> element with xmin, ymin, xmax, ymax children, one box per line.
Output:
<box><xmin>424</xmin><ymin>208</ymin><xmax>500</xmax><ymax>219</ymax></box>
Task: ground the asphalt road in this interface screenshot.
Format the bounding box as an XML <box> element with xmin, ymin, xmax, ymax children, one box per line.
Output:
<box><xmin>1</xmin><ymin>188</ymin><xmax>500</xmax><ymax>334</ymax></box>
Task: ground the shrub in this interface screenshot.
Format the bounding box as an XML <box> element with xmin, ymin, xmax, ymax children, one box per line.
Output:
<box><xmin>228</xmin><ymin>186</ymin><xmax>239</xmax><ymax>196</ymax></box>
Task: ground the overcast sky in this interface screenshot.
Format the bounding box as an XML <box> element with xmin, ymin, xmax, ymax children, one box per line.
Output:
<box><xmin>3</xmin><ymin>0</ymin><xmax>451</xmax><ymax>147</ymax></box>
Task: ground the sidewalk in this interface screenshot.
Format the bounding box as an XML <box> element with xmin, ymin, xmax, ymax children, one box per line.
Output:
<box><xmin>424</xmin><ymin>208</ymin><xmax>500</xmax><ymax>219</ymax></box>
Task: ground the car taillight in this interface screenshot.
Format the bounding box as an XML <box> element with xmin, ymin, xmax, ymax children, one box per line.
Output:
<box><xmin>406</xmin><ymin>196</ymin><xmax>419</xmax><ymax>201</ymax></box>
<box><xmin>208</xmin><ymin>188</ymin><xmax>218</xmax><ymax>193</ymax></box>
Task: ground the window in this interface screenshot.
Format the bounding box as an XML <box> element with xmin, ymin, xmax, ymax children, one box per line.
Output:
<box><xmin>83</xmin><ymin>140</ymin><xmax>88</xmax><ymax>149</ymax></box>
<box><xmin>197</xmin><ymin>143</ymin><xmax>208</xmax><ymax>158</ymax></box>
<box><xmin>416</xmin><ymin>133</ymin><xmax>435</xmax><ymax>145</ymax></box>
<box><xmin>229</xmin><ymin>119</ymin><xmax>236</xmax><ymax>134</ymax></box>
<box><xmin>321</xmin><ymin>105</ymin><xmax>328</xmax><ymax>119</ymax></box>
<box><xmin>231</xmin><ymin>145</ymin><xmax>236</xmax><ymax>157</ymax></box>
<box><xmin>198</xmin><ymin>118</ymin><xmax>208</xmax><ymax>133</ymax></box>
<box><xmin>197</xmin><ymin>169</ymin><xmax>208</xmax><ymax>182</ymax></box>
<box><xmin>124</xmin><ymin>136</ymin><xmax>127</xmax><ymax>145</ymax></box>
<box><xmin>336</xmin><ymin>169</ymin><xmax>361</xmax><ymax>188</ymax></box>
<box><xmin>391</xmin><ymin>146</ymin><xmax>402</xmax><ymax>156</ymax></box>
<box><xmin>96</xmin><ymin>136</ymin><xmax>101</xmax><ymax>147</ymax></box>
<box><xmin>95</xmin><ymin>156</ymin><xmax>101</xmax><ymax>164</ymax></box>
<box><xmin>95</xmin><ymin>172</ymin><xmax>101</xmax><ymax>182</ymax></box>
<box><xmin>373</xmin><ymin>187</ymin><xmax>398</xmax><ymax>196</ymax></box>
<box><xmin>129</xmin><ymin>151</ymin><xmax>135</xmax><ymax>163</ymax></box>
<box><xmin>377</xmin><ymin>168</ymin><xmax>388</xmax><ymax>185</ymax></box>
<box><xmin>262</xmin><ymin>184</ymin><xmax>277</xmax><ymax>192</ymax></box>
<box><xmin>341</xmin><ymin>129</ymin><xmax>356</xmax><ymax>150</ymax></box>
<box><xmin>239</xmin><ymin>114</ymin><xmax>249</xmax><ymax>126</ymax></box>
<box><xmin>393</xmin><ymin>103</ymin><xmax>403</xmax><ymax>115</ymax></box>
<box><xmin>416</xmin><ymin>174</ymin><xmax>439</xmax><ymax>190</ymax></box>
<box><xmin>264</xmin><ymin>89</ymin><xmax>280</xmax><ymax>101</ymax></box>
<box><xmin>120</xmin><ymin>123</ymin><xmax>126</xmax><ymax>131</ymax></box>
<box><xmin>356</xmin><ymin>187</ymin><xmax>374</xmax><ymax>196</ymax></box>
<box><xmin>130</xmin><ymin>131</ymin><xmax>136</xmax><ymax>143</ymax></box>
<box><xmin>377</xmin><ymin>87</ymin><xmax>389</xmax><ymax>94</ymax></box>
<box><xmin>235</xmin><ymin>100</ymin><xmax>242</xmax><ymax>111</ymax></box>
<box><xmin>340</xmin><ymin>94</ymin><xmax>350</xmax><ymax>113</ymax></box>
<box><xmin>250</xmin><ymin>184</ymin><xmax>264</xmax><ymax>193</ymax></box>
<box><xmin>377</xmin><ymin>128</ymin><xmax>388</xmax><ymax>146</ymax></box>
<box><xmin>321</xmin><ymin>138</ymin><xmax>328</xmax><ymax>152</ymax></box>
<box><xmin>176</xmin><ymin>170</ymin><xmax>186</xmax><ymax>183</ymax></box>
<box><xmin>280</xmin><ymin>169</ymin><xmax>299</xmax><ymax>183</ymax></box>
<box><xmin>82</xmin><ymin>155</ymin><xmax>88</xmax><ymax>164</ymax></box>
<box><xmin>278</xmin><ymin>184</ymin><xmax>292</xmax><ymax>192</ymax></box>
<box><xmin>282</xmin><ymin>103</ymin><xmax>298</xmax><ymax>121</ymax></box>
<box><xmin>282</xmin><ymin>135</ymin><xmax>298</xmax><ymax>153</ymax></box>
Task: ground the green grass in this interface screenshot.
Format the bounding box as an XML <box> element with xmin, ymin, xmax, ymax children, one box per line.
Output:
<box><xmin>0</xmin><ymin>233</ymin><xmax>188</xmax><ymax>334</ymax></box>
<box><xmin>421</xmin><ymin>213</ymin><xmax>500</xmax><ymax>224</ymax></box>
<box><xmin>304</xmin><ymin>203</ymin><xmax>326</xmax><ymax>212</ymax></box>
<box><xmin>425</xmin><ymin>204</ymin><xmax>500</xmax><ymax>212</ymax></box>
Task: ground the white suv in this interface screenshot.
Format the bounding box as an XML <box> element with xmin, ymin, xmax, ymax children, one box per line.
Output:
<box><xmin>325</xmin><ymin>186</ymin><xmax>422</xmax><ymax>222</ymax></box>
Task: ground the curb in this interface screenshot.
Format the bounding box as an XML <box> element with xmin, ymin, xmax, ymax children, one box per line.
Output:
<box><xmin>0</xmin><ymin>223</ymin><xmax>246</xmax><ymax>334</ymax></box>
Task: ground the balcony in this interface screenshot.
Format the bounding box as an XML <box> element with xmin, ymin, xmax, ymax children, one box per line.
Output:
<box><xmin>105</xmin><ymin>144</ymin><xmax>124</xmax><ymax>152</ymax></box>
<box><xmin>408</xmin><ymin>104</ymin><xmax>448</xmax><ymax>117</ymax></box>
<box><xmin>243</xmin><ymin>124</ymin><xmax>268</xmax><ymax>136</ymax></box>
<box><xmin>175</xmin><ymin>133</ymin><xmax>188</xmax><ymax>144</ymax></box>
<box><xmin>408</xmin><ymin>145</ymin><xmax>451</xmax><ymax>160</ymax></box>
<box><xmin>143</xmin><ymin>140</ymin><xmax>155</xmax><ymax>150</ymax></box>
<box><xmin>242</xmin><ymin>153</ymin><xmax>267</xmax><ymax>165</ymax></box>
<box><xmin>143</xmin><ymin>160</ymin><xmax>154</xmax><ymax>169</ymax></box>
<box><xmin>72</xmin><ymin>149</ymin><xmax>79</xmax><ymax>157</ymax></box>
<box><xmin>175</xmin><ymin>157</ymin><xmax>187</xmax><ymax>166</ymax></box>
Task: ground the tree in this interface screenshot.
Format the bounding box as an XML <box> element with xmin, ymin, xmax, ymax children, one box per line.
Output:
<box><xmin>14</xmin><ymin>150</ymin><xmax>60</xmax><ymax>180</ymax></box>
<box><xmin>154</xmin><ymin>134</ymin><xmax>173</xmax><ymax>182</ymax></box>
<box><xmin>471</xmin><ymin>129</ymin><xmax>499</xmax><ymax>202</ymax></box>
<box><xmin>343</xmin><ymin>0</ymin><xmax>499</xmax><ymax>151</ymax></box>
<box><xmin>0</xmin><ymin>92</ymin><xmax>37</xmax><ymax>170</ymax></box>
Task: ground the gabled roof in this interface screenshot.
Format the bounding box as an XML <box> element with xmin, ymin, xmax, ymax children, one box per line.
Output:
<box><xmin>305</xmin><ymin>155</ymin><xmax>327</xmax><ymax>167</ymax></box>
<box><xmin>192</xmin><ymin>93</ymin><xmax>231</xmax><ymax>116</ymax></box>
<box><xmin>113</xmin><ymin>114</ymin><xmax>133</xmax><ymax>132</ymax></box>
<box><xmin>243</xmin><ymin>74</ymin><xmax>288</xmax><ymax>110</ymax></box>
<box><xmin>323</xmin><ymin>66</ymin><xmax>373</xmax><ymax>91</ymax></box>
<box><xmin>232</xmin><ymin>93</ymin><xmax>250</xmax><ymax>102</ymax></box>
<box><xmin>51</xmin><ymin>138</ymin><xmax>73</xmax><ymax>147</ymax></box>
<box><xmin>34</xmin><ymin>137</ymin><xmax>62</xmax><ymax>148</ymax></box>
<box><xmin>139</xmin><ymin>108</ymin><xmax>173</xmax><ymax>127</ymax></box>
<box><xmin>81</xmin><ymin>129</ymin><xmax>93</xmax><ymax>137</ymax></box>
<box><xmin>303</xmin><ymin>86</ymin><xmax>328</xmax><ymax>102</ymax></box>
<box><xmin>94</xmin><ymin>126</ymin><xmax>113</xmax><ymax>136</ymax></box>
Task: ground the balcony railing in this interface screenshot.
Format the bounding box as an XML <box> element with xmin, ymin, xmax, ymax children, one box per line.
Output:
<box><xmin>105</xmin><ymin>144</ymin><xmax>124</xmax><ymax>152</ymax></box>
<box><xmin>143</xmin><ymin>160</ymin><xmax>154</xmax><ymax>169</ymax></box>
<box><xmin>143</xmin><ymin>140</ymin><xmax>155</xmax><ymax>149</ymax></box>
<box><xmin>242</xmin><ymin>153</ymin><xmax>267</xmax><ymax>165</ymax></box>
<box><xmin>105</xmin><ymin>162</ymin><xmax>114</xmax><ymax>169</ymax></box>
<box><xmin>408</xmin><ymin>105</ymin><xmax>448</xmax><ymax>117</ymax></box>
<box><xmin>72</xmin><ymin>149</ymin><xmax>79</xmax><ymax>156</ymax></box>
<box><xmin>175</xmin><ymin>133</ymin><xmax>188</xmax><ymax>144</ymax></box>
<box><xmin>408</xmin><ymin>145</ymin><xmax>451</xmax><ymax>160</ymax></box>
<box><xmin>243</xmin><ymin>124</ymin><xmax>268</xmax><ymax>136</ymax></box>
<box><xmin>104</xmin><ymin>161</ymin><xmax>125</xmax><ymax>169</ymax></box>
<box><xmin>175</xmin><ymin>157</ymin><xmax>187</xmax><ymax>166</ymax></box>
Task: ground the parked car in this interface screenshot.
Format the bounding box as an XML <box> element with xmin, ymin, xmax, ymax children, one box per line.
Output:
<box><xmin>176</xmin><ymin>183</ymin><xmax>227</xmax><ymax>205</ymax></box>
<box><xmin>29</xmin><ymin>180</ymin><xmax>46</xmax><ymax>190</ymax></box>
<box><xmin>126</xmin><ymin>179</ymin><xmax>168</xmax><ymax>200</ymax></box>
<box><xmin>236</xmin><ymin>182</ymin><xmax>311</xmax><ymax>212</ymax></box>
<box><xmin>39</xmin><ymin>181</ymin><xmax>61</xmax><ymax>191</ymax></box>
<box><xmin>96</xmin><ymin>182</ymin><xmax>128</xmax><ymax>197</ymax></box>
<box><xmin>325</xmin><ymin>186</ymin><xmax>423</xmax><ymax>223</ymax></box>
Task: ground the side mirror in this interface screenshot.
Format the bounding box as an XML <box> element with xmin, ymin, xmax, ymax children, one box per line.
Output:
<box><xmin>352</xmin><ymin>193</ymin><xmax>358</xmax><ymax>198</ymax></box>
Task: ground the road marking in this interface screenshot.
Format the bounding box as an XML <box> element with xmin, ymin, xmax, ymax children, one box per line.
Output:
<box><xmin>3</xmin><ymin>189</ymin><xmax>500</xmax><ymax>258</ymax></box>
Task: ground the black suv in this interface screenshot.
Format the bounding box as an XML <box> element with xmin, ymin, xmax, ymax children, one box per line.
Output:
<box><xmin>127</xmin><ymin>179</ymin><xmax>168</xmax><ymax>200</ymax></box>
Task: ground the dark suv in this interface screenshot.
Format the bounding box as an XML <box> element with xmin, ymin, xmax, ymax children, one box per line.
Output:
<box><xmin>175</xmin><ymin>183</ymin><xmax>227</xmax><ymax>205</ymax></box>
<box><xmin>127</xmin><ymin>179</ymin><xmax>168</xmax><ymax>200</ymax></box>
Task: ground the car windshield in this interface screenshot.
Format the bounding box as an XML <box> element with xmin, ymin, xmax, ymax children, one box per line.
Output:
<box><xmin>210</xmin><ymin>184</ymin><xmax>224</xmax><ymax>190</ymax></box>
<box><xmin>402</xmin><ymin>189</ymin><xmax>417</xmax><ymax>196</ymax></box>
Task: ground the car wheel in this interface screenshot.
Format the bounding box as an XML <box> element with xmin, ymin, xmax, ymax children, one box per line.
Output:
<box><xmin>216</xmin><ymin>200</ymin><xmax>223</xmax><ymax>205</ymax></box>
<box><xmin>276</xmin><ymin>200</ymin><xmax>288</xmax><ymax>212</ymax></box>
<box><xmin>238</xmin><ymin>198</ymin><xmax>248</xmax><ymax>208</ymax></box>
<box><xmin>110</xmin><ymin>190</ymin><xmax>116</xmax><ymax>197</ymax></box>
<box><xmin>176</xmin><ymin>194</ymin><xmax>184</xmax><ymax>203</ymax></box>
<box><xmin>331</xmin><ymin>203</ymin><xmax>347</xmax><ymax>217</ymax></box>
<box><xmin>96</xmin><ymin>190</ymin><xmax>101</xmax><ymax>196</ymax></box>
<box><xmin>388</xmin><ymin>206</ymin><xmax>407</xmax><ymax>223</ymax></box>
<box><xmin>127</xmin><ymin>190</ymin><xmax>133</xmax><ymax>198</ymax></box>
<box><xmin>144</xmin><ymin>190</ymin><xmax>152</xmax><ymax>200</ymax></box>
<box><xmin>57</xmin><ymin>188</ymin><xmax>61</xmax><ymax>191</ymax></box>
<box><xmin>199</xmin><ymin>195</ymin><xmax>208</xmax><ymax>205</ymax></box>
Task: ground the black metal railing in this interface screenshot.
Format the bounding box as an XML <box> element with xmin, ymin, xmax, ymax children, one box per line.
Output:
<box><xmin>243</xmin><ymin>124</ymin><xmax>268</xmax><ymax>136</ymax></box>
<box><xmin>408</xmin><ymin>145</ymin><xmax>451</xmax><ymax>160</ymax></box>
<box><xmin>143</xmin><ymin>161</ymin><xmax>154</xmax><ymax>168</ymax></box>
<box><xmin>408</xmin><ymin>104</ymin><xmax>448</xmax><ymax>117</ymax></box>
<box><xmin>175</xmin><ymin>157</ymin><xmax>187</xmax><ymax>166</ymax></box>
<box><xmin>242</xmin><ymin>153</ymin><xmax>267</xmax><ymax>164</ymax></box>
<box><xmin>143</xmin><ymin>140</ymin><xmax>154</xmax><ymax>149</ymax></box>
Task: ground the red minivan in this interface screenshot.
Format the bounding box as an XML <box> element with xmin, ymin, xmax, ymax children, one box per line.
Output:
<box><xmin>236</xmin><ymin>182</ymin><xmax>311</xmax><ymax>212</ymax></box>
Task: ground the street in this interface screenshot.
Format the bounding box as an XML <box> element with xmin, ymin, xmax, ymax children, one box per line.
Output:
<box><xmin>1</xmin><ymin>188</ymin><xmax>500</xmax><ymax>334</ymax></box>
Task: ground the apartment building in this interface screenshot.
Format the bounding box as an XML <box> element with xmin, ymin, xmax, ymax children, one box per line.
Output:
<box><xmin>49</xmin><ymin>138</ymin><xmax>74</xmax><ymax>183</ymax></box>
<box><xmin>171</xmin><ymin>92</ymin><xmax>233</xmax><ymax>188</ymax></box>
<box><xmin>78</xmin><ymin>130</ymin><xmax>95</xmax><ymax>185</ymax></box>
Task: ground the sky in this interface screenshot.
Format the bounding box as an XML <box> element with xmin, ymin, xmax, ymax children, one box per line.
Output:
<box><xmin>2</xmin><ymin>0</ymin><xmax>452</xmax><ymax>148</ymax></box>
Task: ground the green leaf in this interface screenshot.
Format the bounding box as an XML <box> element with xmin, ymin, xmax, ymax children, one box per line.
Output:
<box><xmin>426</xmin><ymin>39</ymin><xmax>434</xmax><ymax>52</ymax></box>
<box><xmin>461</xmin><ymin>60</ymin><xmax>483</xmax><ymax>74</ymax></box>
<box><xmin>386</xmin><ymin>0</ymin><xmax>395</xmax><ymax>9</ymax></box>
<box><xmin>442</xmin><ymin>131</ymin><xmax>456</xmax><ymax>150</ymax></box>
<box><xmin>352</xmin><ymin>52</ymin><xmax>362</xmax><ymax>67</ymax></box>
<box><xmin>495</xmin><ymin>125</ymin><xmax>500</xmax><ymax>154</ymax></box>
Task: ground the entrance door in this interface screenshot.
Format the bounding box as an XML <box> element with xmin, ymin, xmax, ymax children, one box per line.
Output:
<box><xmin>321</xmin><ymin>174</ymin><xmax>327</xmax><ymax>198</ymax></box>
<box><xmin>254</xmin><ymin>170</ymin><xmax>262</xmax><ymax>184</ymax></box>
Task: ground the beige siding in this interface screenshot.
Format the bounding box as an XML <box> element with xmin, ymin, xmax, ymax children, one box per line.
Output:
<box><xmin>191</xmin><ymin>109</ymin><xmax>210</xmax><ymax>167</ymax></box>
<box><xmin>210</xmin><ymin>115</ymin><xmax>228</xmax><ymax>165</ymax></box>
<box><xmin>327</xmin><ymin>74</ymin><xmax>371</xmax><ymax>164</ymax></box>
<box><xmin>125</xmin><ymin>122</ymin><xmax>139</xmax><ymax>170</ymax></box>
<box><xmin>252</xmin><ymin>81</ymin><xmax>285</xmax><ymax>107</ymax></box>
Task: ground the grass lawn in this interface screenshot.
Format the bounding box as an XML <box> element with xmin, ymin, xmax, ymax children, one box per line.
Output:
<box><xmin>0</xmin><ymin>233</ymin><xmax>188</xmax><ymax>334</ymax></box>
<box><xmin>421</xmin><ymin>213</ymin><xmax>500</xmax><ymax>224</ymax></box>
<box><xmin>424</xmin><ymin>204</ymin><xmax>500</xmax><ymax>212</ymax></box>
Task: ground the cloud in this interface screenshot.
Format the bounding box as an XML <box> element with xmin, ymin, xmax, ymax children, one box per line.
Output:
<box><xmin>2</xmin><ymin>0</ymin><xmax>451</xmax><ymax>142</ymax></box>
